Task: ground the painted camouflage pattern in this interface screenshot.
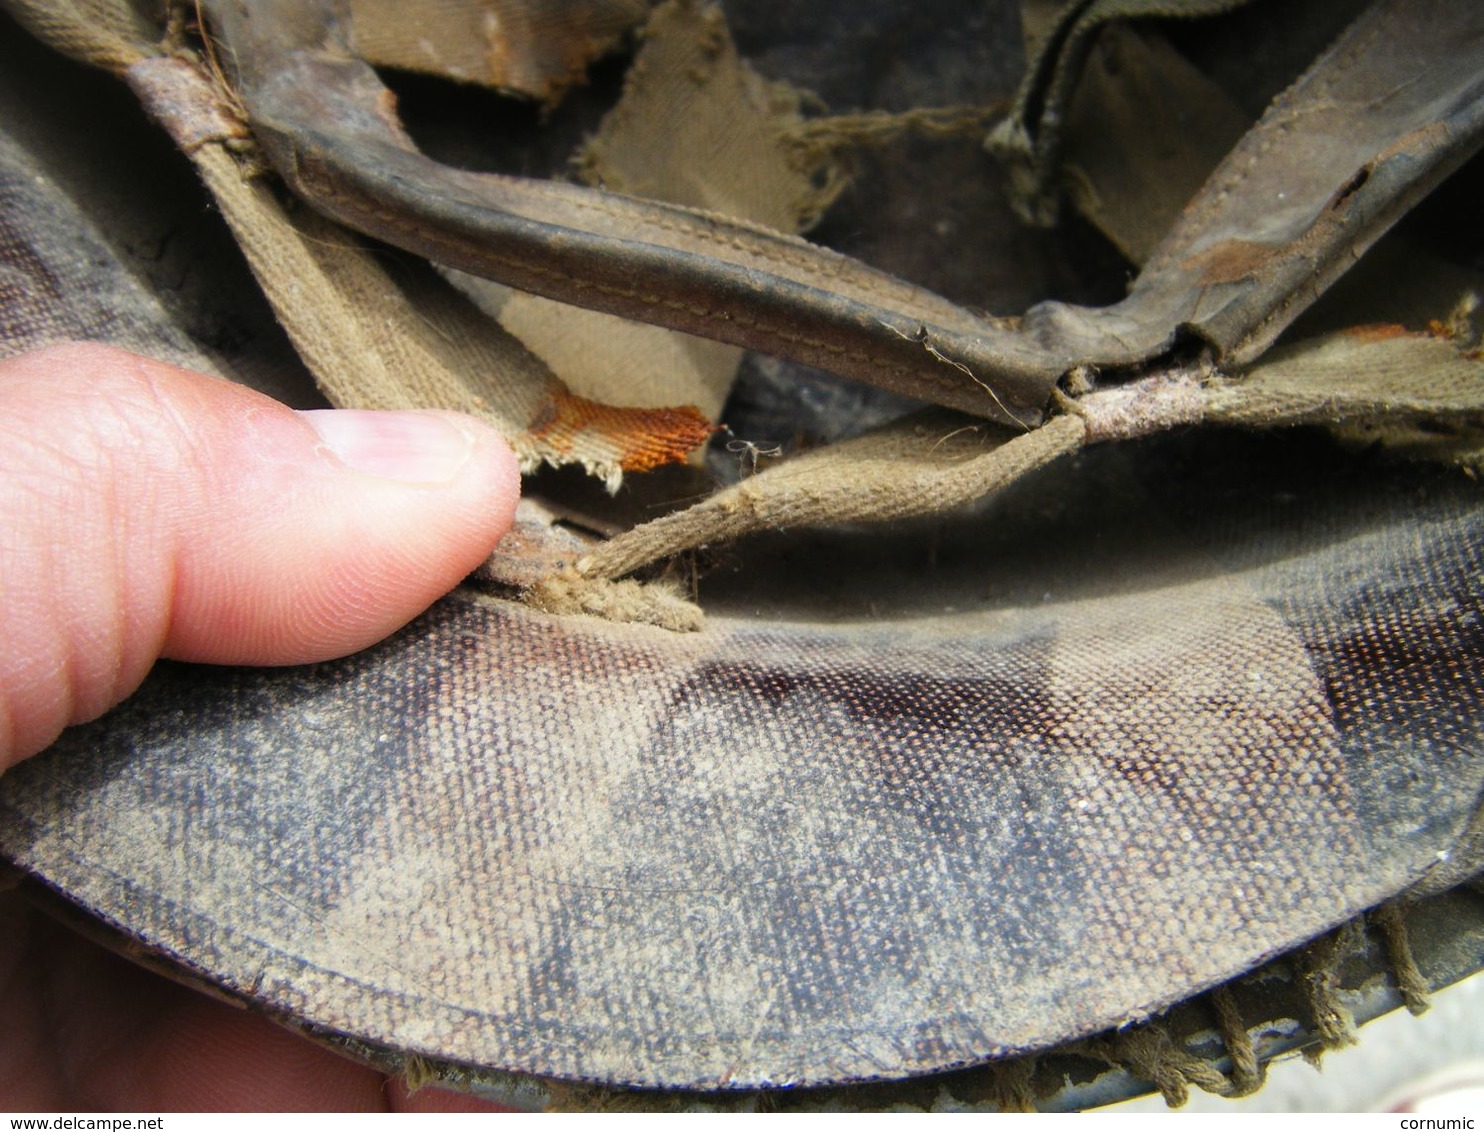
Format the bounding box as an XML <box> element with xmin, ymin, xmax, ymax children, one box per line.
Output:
<box><xmin>2</xmin><ymin>431</ymin><xmax>1480</xmax><ymax>1088</ymax></box>
<box><xmin>1</xmin><ymin>0</ymin><xmax>1482</xmax><ymax>1096</ymax></box>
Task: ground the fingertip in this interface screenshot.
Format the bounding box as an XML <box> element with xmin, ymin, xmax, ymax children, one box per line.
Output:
<box><xmin>0</xmin><ymin>346</ymin><xmax>522</xmax><ymax>767</ymax></box>
<box><xmin>160</xmin><ymin>405</ymin><xmax>523</xmax><ymax>666</ymax></box>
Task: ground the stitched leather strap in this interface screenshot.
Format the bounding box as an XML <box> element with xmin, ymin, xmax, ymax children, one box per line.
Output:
<box><xmin>201</xmin><ymin>0</ymin><xmax>1484</xmax><ymax>425</ymax></box>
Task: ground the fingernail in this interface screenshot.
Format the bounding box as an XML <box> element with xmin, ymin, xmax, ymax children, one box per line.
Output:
<box><xmin>298</xmin><ymin>409</ymin><xmax>476</xmax><ymax>484</ymax></box>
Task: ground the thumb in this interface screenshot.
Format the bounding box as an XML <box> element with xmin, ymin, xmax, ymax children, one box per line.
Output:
<box><xmin>0</xmin><ymin>343</ymin><xmax>521</xmax><ymax>770</ymax></box>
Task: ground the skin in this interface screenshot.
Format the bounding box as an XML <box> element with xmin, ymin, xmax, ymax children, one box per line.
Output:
<box><xmin>0</xmin><ymin>343</ymin><xmax>523</xmax><ymax>1110</ymax></box>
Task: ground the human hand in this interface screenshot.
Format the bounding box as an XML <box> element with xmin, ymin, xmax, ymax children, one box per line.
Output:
<box><xmin>1</xmin><ymin>343</ymin><xmax>521</xmax><ymax>1110</ymax></box>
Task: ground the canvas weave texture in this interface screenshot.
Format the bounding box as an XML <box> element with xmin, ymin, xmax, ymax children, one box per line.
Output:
<box><xmin>1</xmin><ymin>0</ymin><xmax>1482</xmax><ymax>1104</ymax></box>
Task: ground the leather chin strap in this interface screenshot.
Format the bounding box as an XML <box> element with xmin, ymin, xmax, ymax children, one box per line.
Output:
<box><xmin>201</xmin><ymin>0</ymin><xmax>1484</xmax><ymax>427</ymax></box>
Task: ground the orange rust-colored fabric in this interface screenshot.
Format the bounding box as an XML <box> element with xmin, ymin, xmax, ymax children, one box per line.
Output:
<box><xmin>530</xmin><ymin>389</ymin><xmax>715</xmax><ymax>484</ymax></box>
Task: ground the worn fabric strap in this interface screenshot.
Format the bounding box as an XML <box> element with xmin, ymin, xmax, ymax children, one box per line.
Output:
<box><xmin>2</xmin><ymin>0</ymin><xmax>153</xmax><ymax>70</ymax></box>
<box><xmin>579</xmin><ymin>414</ymin><xmax>1086</xmax><ymax>580</ymax></box>
<box><xmin>570</xmin><ymin>328</ymin><xmax>1484</xmax><ymax>582</ymax></box>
